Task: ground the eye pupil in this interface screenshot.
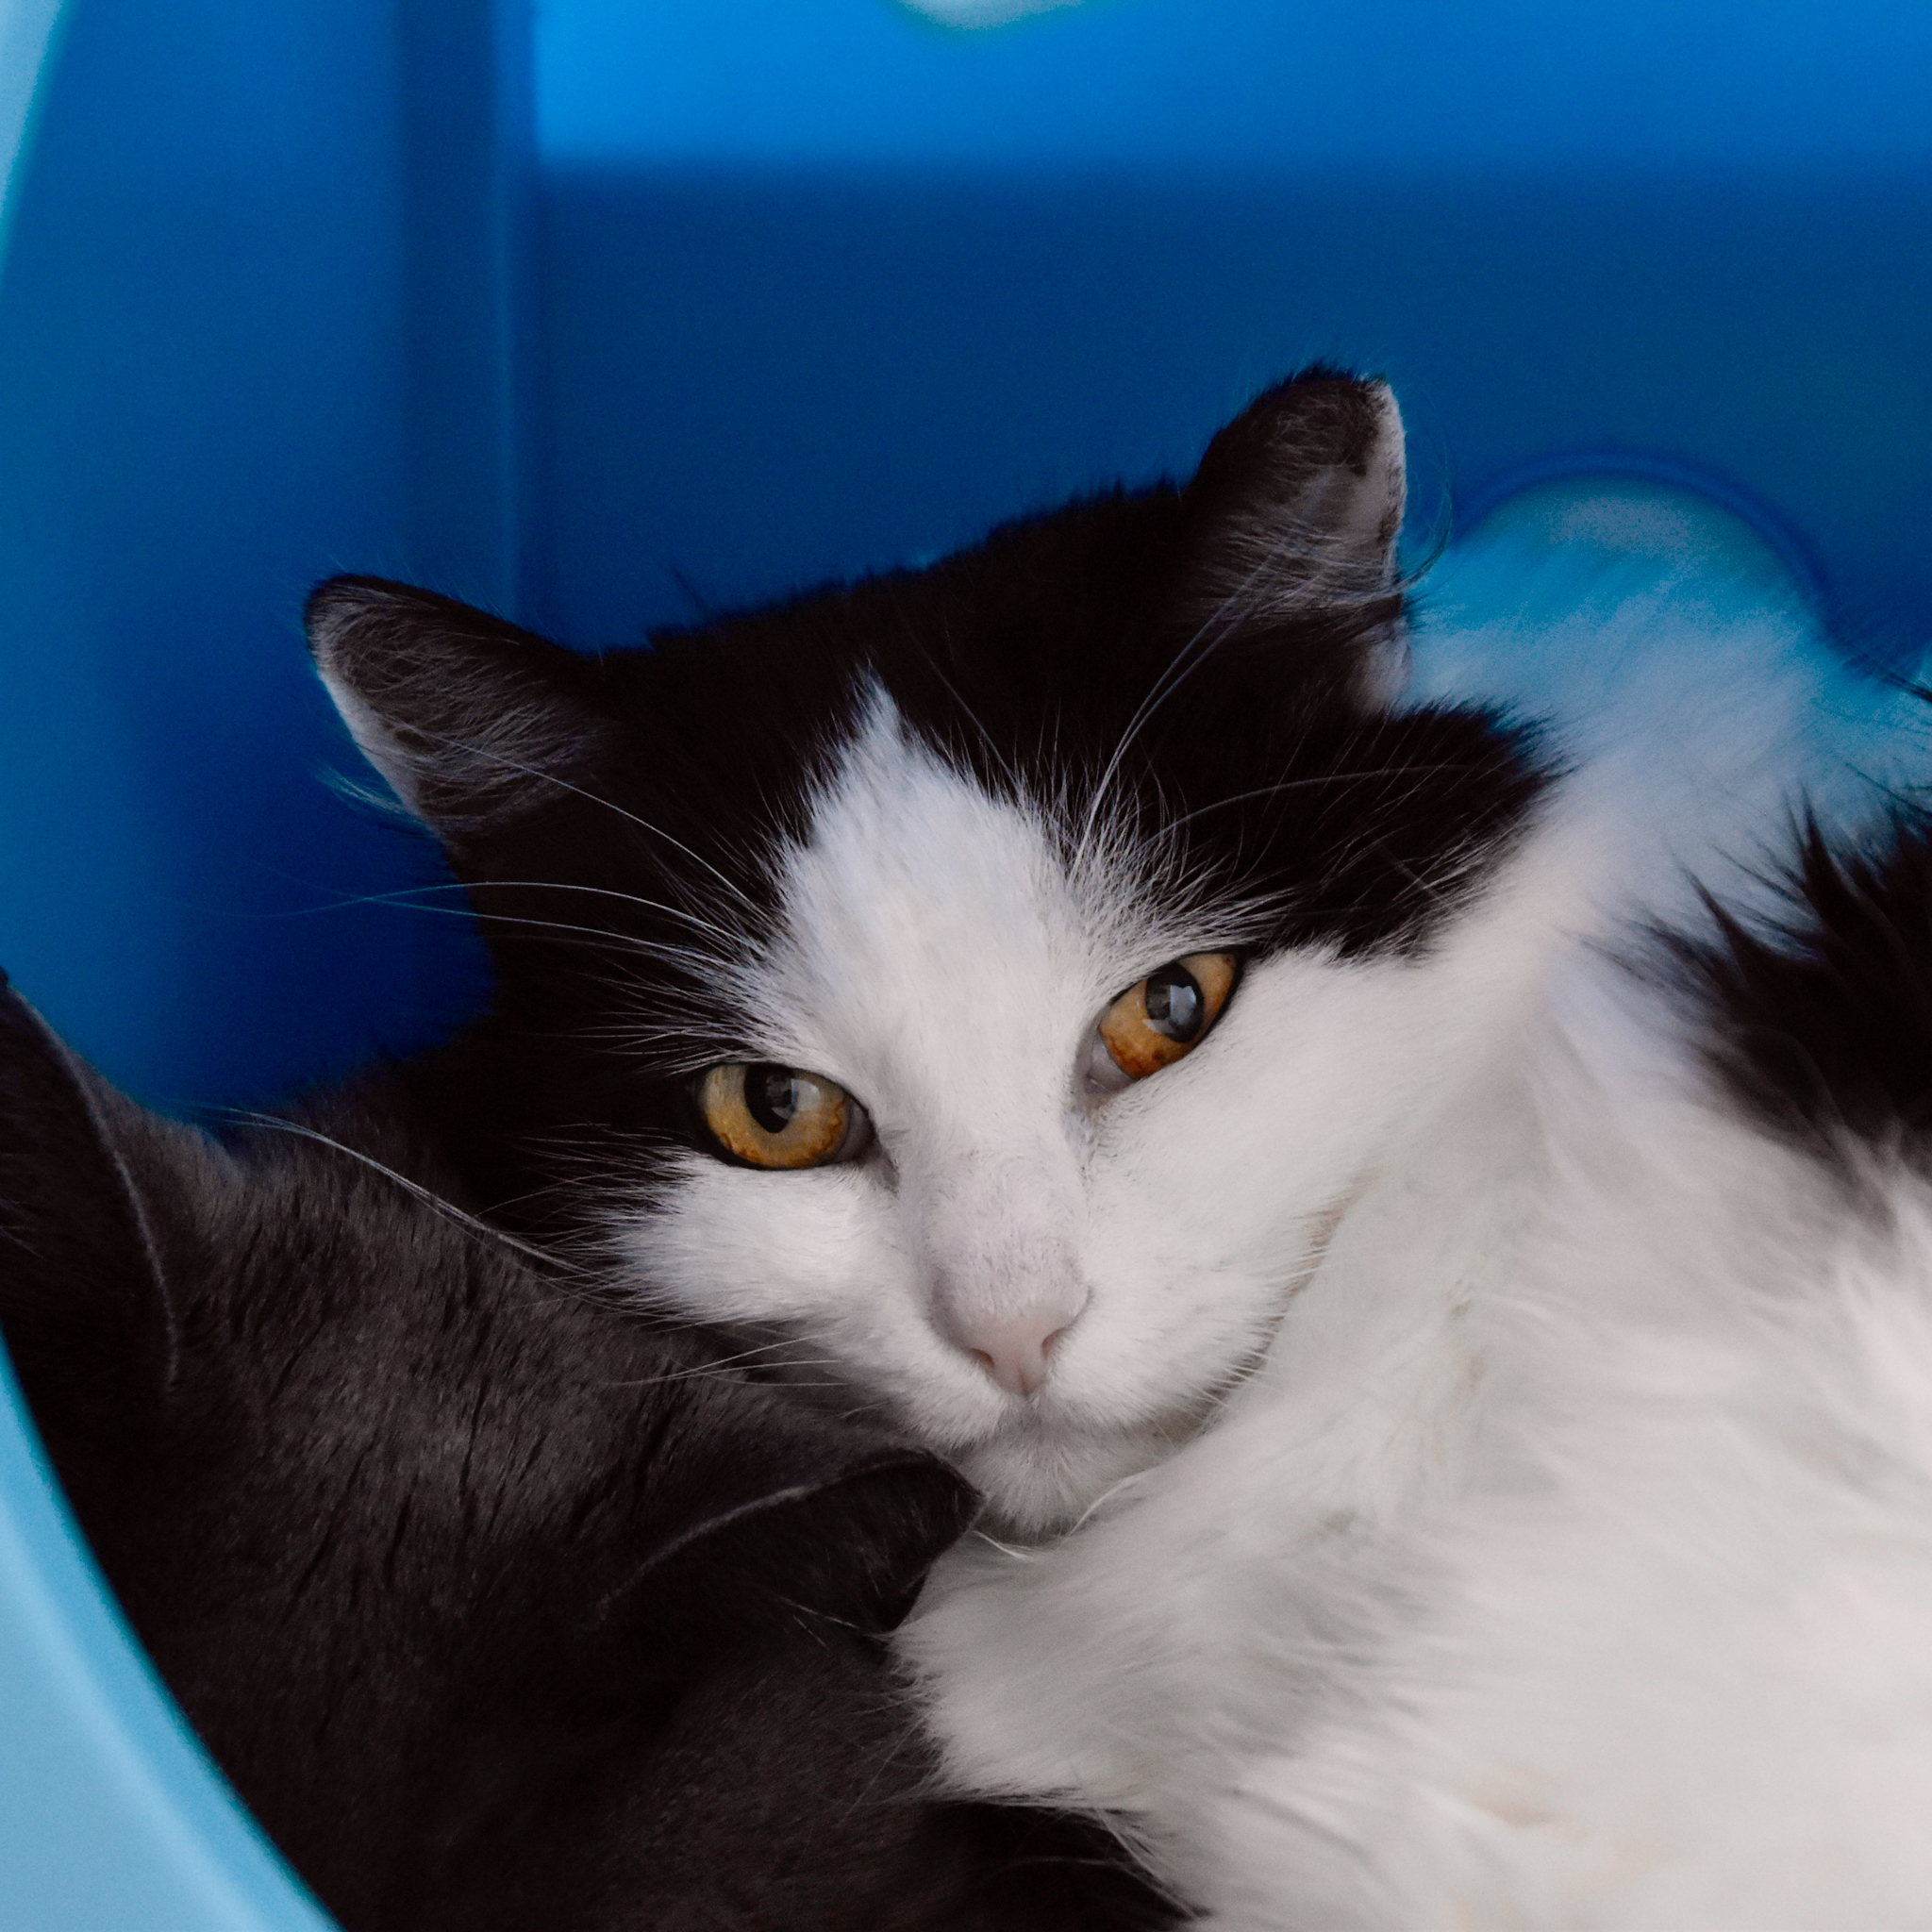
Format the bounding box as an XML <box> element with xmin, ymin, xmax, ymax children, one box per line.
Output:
<box><xmin>742</xmin><ymin>1063</ymin><xmax>800</xmax><ymax>1133</ymax></box>
<box><xmin>1143</xmin><ymin>966</ymin><xmax>1205</xmax><ymax>1042</ymax></box>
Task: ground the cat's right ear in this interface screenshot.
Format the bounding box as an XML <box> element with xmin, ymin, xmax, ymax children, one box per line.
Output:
<box><xmin>305</xmin><ymin>578</ymin><xmax>612</xmax><ymax>838</ymax></box>
<box><xmin>0</xmin><ymin>975</ymin><xmax>184</xmax><ymax>1446</ymax></box>
<box><xmin>1175</xmin><ymin>369</ymin><xmax>1409</xmax><ymax>700</ymax></box>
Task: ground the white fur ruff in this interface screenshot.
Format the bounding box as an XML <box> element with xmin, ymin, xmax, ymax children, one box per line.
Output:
<box><xmin>894</xmin><ymin>547</ymin><xmax>1932</xmax><ymax>1928</ymax></box>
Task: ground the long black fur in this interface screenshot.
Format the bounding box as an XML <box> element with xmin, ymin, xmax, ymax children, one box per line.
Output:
<box><xmin>306</xmin><ymin>372</ymin><xmax>1550</xmax><ymax>1233</ymax></box>
<box><xmin>1669</xmin><ymin>807</ymin><xmax>1932</xmax><ymax>1165</ymax></box>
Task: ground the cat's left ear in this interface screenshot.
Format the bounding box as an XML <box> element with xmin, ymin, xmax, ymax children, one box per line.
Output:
<box><xmin>305</xmin><ymin>576</ymin><xmax>613</xmax><ymax>841</ymax></box>
<box><xmin>1176</xmin><ymin>369</ymin><xmax>1408</xmax><ymax>700</ymax></box>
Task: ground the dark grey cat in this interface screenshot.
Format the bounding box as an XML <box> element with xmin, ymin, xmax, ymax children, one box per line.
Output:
<box><xmin>0</xmin><ymin>973</ymin><xmax>1177</xmax><ymax>1931</ymax></box>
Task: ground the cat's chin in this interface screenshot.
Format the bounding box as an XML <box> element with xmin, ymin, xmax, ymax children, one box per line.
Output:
<box><xmin>956</xmin><ymin>1415</ymin><xmax>1196</xmax><ymax>1538</ymax></box>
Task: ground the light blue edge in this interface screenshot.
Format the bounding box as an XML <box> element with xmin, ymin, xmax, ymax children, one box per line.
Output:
<box><xmin>0</xmin><ymin>0</ymin><xmax>69</xmax><ymax>255</ymax></box>
<box><xmin>0</xmin><ymin>1341</ymin><xmax>336</xmax><ymax>1929</ymax></box>
<box><xmin>2</xmin><ymin>5</ymin><xmax>333</xmax><ymax>1923</ymax></box>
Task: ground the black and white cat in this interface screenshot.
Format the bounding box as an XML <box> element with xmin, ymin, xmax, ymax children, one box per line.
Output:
<box><xmin>311</xmin><ymin>375</ymin><xmax>1543</xmax><ymax>1533</ymax></box>
<box><xmin>306</xmin><ymin>370</ymin><xmax>1932</xmax><ymax>1924</ymax></box>
<box><xmin>0</xmin><ymin>974</ymin><xmax>1178</xmax><ymax>1931</ymax></box>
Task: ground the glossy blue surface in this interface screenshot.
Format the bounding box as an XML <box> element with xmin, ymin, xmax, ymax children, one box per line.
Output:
<box><xmin>0</xmin><ymin>0</ymin><xmax>507</xmax><ymax>1115</ymax></box>
<box><xmin>522</xmin><ymin>0</ymin><xmax>1932</xmax><ymax>665</ymax></box>
<box><xmin>541</xmin><ymin>0</ymin><xmax>1932</xmax><ymax>170</ymax></box>
<box><xmin>0</xmin><ymin>1344</ymin><xmax>336</xmax><ymax>1930</ymax></box>
<box><xmin>0</xmin><ymin>3</ymin><xmax>1927</xmax><ymax>1926</ymax></box>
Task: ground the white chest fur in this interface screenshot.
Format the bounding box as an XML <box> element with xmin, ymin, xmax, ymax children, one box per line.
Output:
<box><xmin>895</xmin><ymin>552</ymin><xmax>1932</xmax><ymax>1928</ymax></box>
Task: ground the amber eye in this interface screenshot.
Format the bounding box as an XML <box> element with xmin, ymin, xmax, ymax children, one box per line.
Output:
<box><xmin>1090</xmin><ymin>952</ymin><xmax>1241</xmax><ymax>1090</ymax></box>
<box><xmin>695</xmin><ymin>1062</ymin><xmax>872</xmax><ymax>1170</ymax></box>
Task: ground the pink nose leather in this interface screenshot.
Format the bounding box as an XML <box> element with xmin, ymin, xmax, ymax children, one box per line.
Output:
<box><xmin>954</xmin><ymin>1308</ymin><xmax>1077</xmax><ymax>1399</ymax></box>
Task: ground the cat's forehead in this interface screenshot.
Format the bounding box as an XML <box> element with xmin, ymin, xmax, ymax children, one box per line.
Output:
<box><xmin>740</xmin><ymin>693</ymin><xmax>1192</xmax><ymax>1096</ymax></box>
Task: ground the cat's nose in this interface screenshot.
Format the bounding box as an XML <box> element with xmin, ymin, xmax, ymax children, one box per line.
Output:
<box><xmin>943</xmin><ymin>1303</ymin><xmax>1084</xmax><ymax>1399</ymax></box>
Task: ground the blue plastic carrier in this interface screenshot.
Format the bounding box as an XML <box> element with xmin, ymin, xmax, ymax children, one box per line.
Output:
<box><xmin>0</xmin><ymin>2</ymin><xmax>1926</xmax><ymax>1923</ymax></box>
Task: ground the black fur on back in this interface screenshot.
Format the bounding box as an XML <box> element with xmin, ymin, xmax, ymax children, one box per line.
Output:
<box><xmin>1667</xmin><ymin>806</ymin><xmax>1932</xmax><ymax>1166</ymax></box>
<box><xmin>305</xmin><ymin>372</ymin><xmax>1550</xmax><ymax>1227</ymax></box>
<box><xmin>0</xmin><ymin>975</ymin><xmax>1180</xmax><ymax>1932</ymax></box>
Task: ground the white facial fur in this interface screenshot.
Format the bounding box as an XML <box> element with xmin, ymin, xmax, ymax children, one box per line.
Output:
<box><xmin>617</xmin><ymin>524</ymin><xmax>1932</xmax><ymax>1537</ymax></box>
<box><xmin>880</xmin><ymin>537</ymin><xmax>1932</xmax><ymax>1923</ymax></box>
<box><xmin>622</xmin><ymin>691</ymin><xmax>1559</xmax><ymax>1532</ymax></box>
<box><xmin>899</xmin><ymin>971</ymin><xmax>1932</xmax><ymax>1930</ymax></box>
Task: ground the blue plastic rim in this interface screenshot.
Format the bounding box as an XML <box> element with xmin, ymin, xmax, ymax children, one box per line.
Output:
<box><xmin>2</xmin><ymin>3</ymin><xmax>1928</xmax><ymax>1925</ymax></box>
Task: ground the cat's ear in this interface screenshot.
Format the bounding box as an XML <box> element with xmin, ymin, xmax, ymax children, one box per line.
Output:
<box><xmin>1177</xmin><ymin>369</ymin><xmax>1408</xmax><ymax>693</ymax></box>
<box><xmin>0</xmin><ymin>974</ymin><xmax>186</xmax><ymax>1446</ymax></box>
<box><xmin>306</xmin><ymin>577</ymin><xmax>612</xmax><ymax>837</ymax></box>
<box><xmin>625</xmin><ymin>1398</ymin><xmax>977</xmax><ymax>1638</ymax></box>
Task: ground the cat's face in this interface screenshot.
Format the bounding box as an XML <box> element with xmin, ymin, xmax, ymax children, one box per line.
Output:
<box><xmin>311</xmin><ymin>373</ymin><xmax>1550</xmax><ymax>1530</ymax></box>
<box><xmin>625</xmin><ymin>694</ymin><xmax>1557</xmax><ymax>1529</ymax></box>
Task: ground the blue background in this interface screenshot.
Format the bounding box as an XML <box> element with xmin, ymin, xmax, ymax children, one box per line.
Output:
<box><xmin>2</xmin><ymin>0</ymin><xmax>1927</xmax><ymax>1113</ymax></box>
<box><xmin>0</xmin><ymin>3</ymin><xmax>1927</xmax><ymax>1924</ymax></box>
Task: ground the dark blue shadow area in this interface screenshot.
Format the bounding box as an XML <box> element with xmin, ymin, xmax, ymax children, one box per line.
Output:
<box><xmin>529</xmin><ymin>165</ymin><xmax>1932</xmax><ymax>672</ymax></box>
<box><xmin>0</xmin><ymin>0</ymin><xmax>496</xmax><ymax>1113</ymax></box>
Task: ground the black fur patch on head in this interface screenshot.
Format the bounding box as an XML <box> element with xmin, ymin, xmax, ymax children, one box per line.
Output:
<box><xmin>1667</xmin><ymin>808</ymin><xmax>1932</xmax><ymax>1165</ymax></box>
<box><xmin>309</xmin><ymin>372</ymin><xmax>1550</xmax><ymax>1221</ymax></box>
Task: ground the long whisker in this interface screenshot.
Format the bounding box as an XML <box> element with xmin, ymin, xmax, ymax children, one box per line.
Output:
<box><xmin>1146</xmin><ymin>763</ymin><xmax>1496</xmax><ymax>841</ymax></box>
<box><xmin>899</xmin><ymin>596</ymin><xmax>1028</xmax><ymax>803</ymax></box>
<box><xmin>591</xmin><ymin>1362</ymin><xmax>856</xmax><ymax>1391</ymax></box>
<box><xmin>356</xmin><ymin>899</ymin><xmax>711</xmax><ymax>964</ymax></box>
<box><xmin>420</xmin><ymin>731</ymin><xmax>767</xmax><ymax>920</ymax></box>
<box><xmin>253</xmin><ymin>877</ymin><xmax>754</xmax><ymax>950</ymax></box>
<box><xmin>1077</xmin><ymin>522</ymin><xmax>1309</xmax><ymax>861</ymax></box>
<box><xmin>248</xmin><ymin>888</ymin><xmax>743</xmax><ymax>982</ymax></box>
<box><xmin>223</xmin><ymin>1112</ymin><xmax>588</xmax><ymax>1280</ymax></box>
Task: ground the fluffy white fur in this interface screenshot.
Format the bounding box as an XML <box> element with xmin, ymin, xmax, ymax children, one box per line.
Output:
<box><xmin>902</xmin><ymin>958</ymin><xmax>1932</xmax><ymax>1928</ymax></box>
<box><xmin>623</xmin><ymin>482</ymin><xmax>1932</xmax><ymax>1920</ymax></box>
<box><xmin>888</xmin><ymin>542</ymin><xmax>1932</xmax><ymax>1926</ymax></box>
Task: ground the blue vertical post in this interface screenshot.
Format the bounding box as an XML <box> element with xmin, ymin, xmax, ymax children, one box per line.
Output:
<box><xmin>398</xmin><ymin>0</ymin><xmax>534</xmax><ymax>618</ymax></box>
<box><xmin>0</xmin><ymin>0</ymin><xmax>529</xmax><ymax>1923</ymax></box>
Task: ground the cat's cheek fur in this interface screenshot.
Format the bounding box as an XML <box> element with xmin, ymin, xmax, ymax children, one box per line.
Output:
<box><xmin>624</xmin><ymin>884</ymin><xmax>1560</xmax><ymax>1535</ymax></box>
<box><xmin>617</xmin><ymin>1153</ymin><xmax>1008</xmax><ymax>1440</ymax></box>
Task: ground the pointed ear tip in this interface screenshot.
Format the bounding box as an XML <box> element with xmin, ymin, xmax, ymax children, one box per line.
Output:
<box><xmin>303</xmin><ymin>576</ymin><xmax>377</xmax><ymax>665</ymax></box>
<box><xmin>305</xmin><ymin>573</ymin><xmax>377</xmax><ymax>615</ymax></box>
<box><xmin>1309</xmin><ymin>369</ymin><xmax>1403</xmax><ymax>448</ymax></box>
<box><xmin>303</xmin><ymin>575</ymin><xmax>454</xmax><ymax>665</ymax></box>
<box><xmin>1304</xmin><ymin>371</ymin><xmax>1406</xmax><ymax>485</ymax></box>
<box><xmin>1272</xmin><ymin>363</ymin><xmax>1394</xmax><ymax>396</ymax></box>
<box><xmin>1216</xmin><ymin>368</ymin><xmax>1406</xmax><ymax>468</ymax></box>
<box><xmin>0</xmin><ymin>986</ymin><xmax>127</xmax><ymax>1171</ymax></box>
<box><xmin>0</xmin><ymin>976</ymin><xmax>55</xmax><ymax>1052</ymax></box>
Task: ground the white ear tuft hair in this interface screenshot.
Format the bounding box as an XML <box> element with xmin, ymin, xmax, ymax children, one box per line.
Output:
<box><xmin>1178</xmin><ymin>370</ymin><xmax>1409</xmax><ymax>698</ymax></box>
